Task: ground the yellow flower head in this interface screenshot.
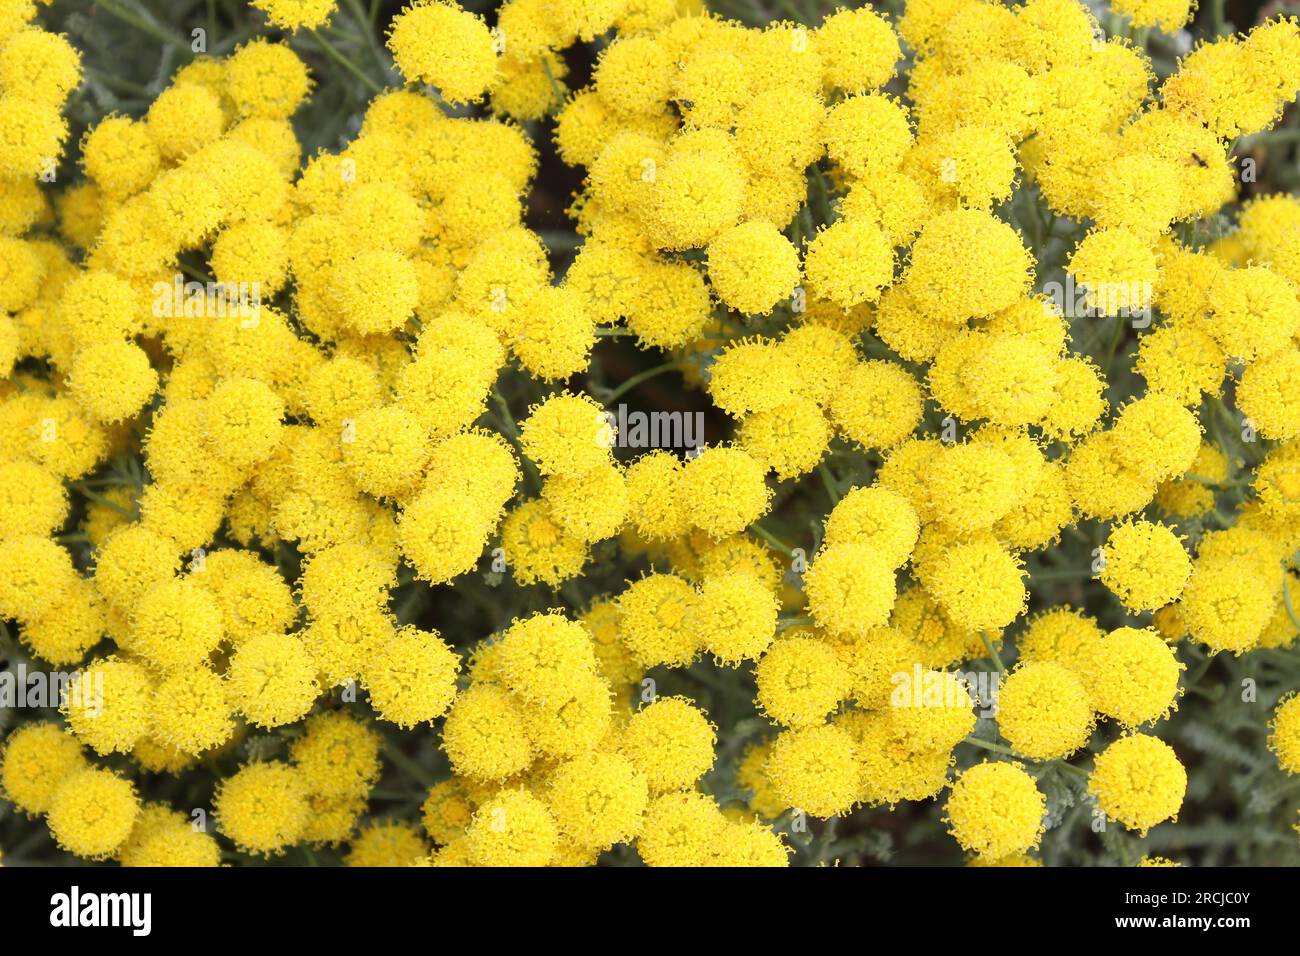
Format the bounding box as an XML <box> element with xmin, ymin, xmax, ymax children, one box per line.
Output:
<box><xmin>1086</xmin><ymin>626</ymin><xmax>1182</xmax><ymax>727</ymax></box>
<box><xmin>620</xmin><ymin>695</ymin><xmax>716</xmax><ymax>793</ymax></box>
<box><xmin>764</xmin><ymin>723</ymin><xmax>860</xmax><ymax>819</ymax></box>
<box><xmin>1098</xmin><ymin>519</ymin><xmax>1192</xmax><ymax>612</ymax></box>
<box><xmin>0</xmin><ymin>723</ymin><xmax>87</xmax><ymax>816</ymax></box>
<box><xmin>1089</xmin><ymin>734</ymin><xmax>1185</xmax><ymax>835</ymax></box>
<box><xmin>466</xmin><ymin>787</ymin><xmax>557</xmax><ymax>866</ymax></box>
<box><xmin>47</xmin><ymin>767</ymin><xmax>140</xmax><ymax>860</ymax></box>
<box><xmin>997</xmin><ymin>661</ymin><xmax>1094</xmax><ymax>760</ymax></box>
<box><xmin>442</xmin><ymin>682</ymin><xmax>535</xmax><ymax>781</ymax></box>
<box><xmin>946</xmin><ymin>762</ymin><xmax>1045</xmax><ymax>860</ymax></box>
<box><xmin>215</xmin><ymin>761</ymin><xmax>310</xmax><ymax>856</ymax></box>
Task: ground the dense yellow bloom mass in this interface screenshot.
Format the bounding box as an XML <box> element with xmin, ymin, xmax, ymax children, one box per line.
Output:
<box><xmin>3</xmin><ymin>0</ymin><xmax>1300</xmax><ymax>872</ymax></box>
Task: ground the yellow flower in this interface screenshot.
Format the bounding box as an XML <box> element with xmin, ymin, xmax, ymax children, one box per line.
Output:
<box><xmin>252</xmin><ymin>0</ymin><xmax>338</xmax><ymax>31</ymax></box>
<box><xmin>119</xmin><ymin>804</ymin><xmax>222</xmax><ymax>867</ymax></box>
<box><xmin>764</xmin><ymin>723</ymin><xmax>860</xmax><ymax>819</ymax></box>
<box><xmin>363</xmin><ymin>625</ymin><xmax>460</xmax><ymax>727</ymax></box>
<box><xmin>806</xmin><ymin>542</ymin><xmax>898</xmax><ymax>638</ymax></box>
<box><xmin>387</xmin><ymin>1</ymin><xmax>498</xmax><ymax>104</ymax></box>
<box><xmin>755</xmin><ymin>635</ymin><xmax>850</xmax><ymax>727</ymax></box>
<box><xmin>226</xmin><ymin>40</ymin><xmax>313</xmax><ymax>119</ymax></box>
<box><xmin>829</xmin><ymin>360</ymin><xmax>924</xmax><ymax>452</ymax></box>
<box><xmin>466</xmin><ymin>788</ymin><xmax>557</xmax><ymax>866</ymax></box>
<box><xmin>814</xmin><ymin>7</ymin><xmax>900</xmax><ymax>92</ymax></box>
<box><xmin>946</xmin><ymin>762</ymin><xmax>1045</xmax><ymax>860</ymax></box>
<box><xmin>679</xmin><ymin>445</ymin><xmax>772</xmax><ymax>539</ymax></box>
<box><xmin>227</xmin><ymin>632</ymin><xmax>320</xmax><ymax>728</ymax></box>
<box><xmin>1205</xmin><ymin>265</ymin><xmax>1300</xmax><ymax>363</ymax></box>
<box><xmin>62</xmin><ymin>655</ymin><xmax>154</xmax><ymax>756</ymax></box>
<box><xmin>1089</xmin><ymin>734</ymin><xmax>1185</xmax><ymax>835</ymax></box>
<box><xmin>637</xmin><ymin>790</ymin><xmax>727</xmax><ymax>867</ymax></box>
<box><xmin>442</xmin><ymin>682</ymin><xmax>535</xmax><ymax>781</ymax></box>
<box><xmin>998</xmin><ymin>661</ymin><xmax>1094</xmax><ymax>760</ymax></box>
<box><xmin>926</xmin><ymin>537</ymin><xmax>1026</xmax><ymax>632</ymax></box>
<box><xmin>345</xmin><ymin>821</ymin><xmax>429</xmax><ymax>867</ymax></box>
<box><xmin>546</xmin><ymin>751</ymin><xmax>649</xmax><ymax>850</ymax></box>
<box><xmin>617</xmin><ymin>573</ymin><xmax>701</xmax><ymax>668</ymax></box>
<box><xmin>803</xmin><ymin>217</ymin><xmax>896</xmax><ymax>308</ymax></box>
<box><xmin>1179</xmin><ymin>556</ymin><xmax>1278</xmax><ymax>655</ymax></box>
<box><xmin>47</xmin><ymin>767</ymin><xmax>140</xmax><ymax>860</ymax></box>
<box><xmin>0</xmin><ymin>723</ymin><xmax>87</xmax><ymax>816</ymax></box>
<box><xmin>1086</xmin><ymin>626</ymin><xmax>1182</xmax><ymax>728</ymax></box>
<box><xmin>215</xmin><ymin>761</ymin><xmax>310</xmax><ymax>856</ymax></box>
<box><xmin>1270</xmin><ymin>694</ymin><xmax>1300</xmax><ymax>774</ymax></box>
<box><xmin>151</xmin><ymin>666</ymin><xmax>235</xmax><ymax>755</ymax></box>
<box><xmin>1099</xmin><ymin>519</ymin><xmax>1192</xmax><ymax>611</ymax></box>
<box><xmin>620</xmin><ymin>695</ymin><xmax>716</xmax><ymax>793</ymax></box>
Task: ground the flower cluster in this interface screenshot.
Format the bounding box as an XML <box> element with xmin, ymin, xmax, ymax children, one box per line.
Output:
<box><xmin>2</xmin><ymin>0</ymin><xmax>1300</xmax><ymax>869</ymax></box>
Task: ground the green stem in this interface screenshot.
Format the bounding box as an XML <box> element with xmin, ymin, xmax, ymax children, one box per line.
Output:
<box><xmin>1102</xmin><ymin>315</ymin><xmax>1127</xmax><ymax>373</ymax></box>
<box><xmin>1282</xmin><ymin>577</ymin><xmax>1300</xmax><ymax>633</ymax></box>
<box><xmin>809</xmin><ymin>165</ymin><xmax>834</xmax><ymax>227</ymax></box>
<box><xmin>1182</xmin><ymin>472</ymin><xmax>1250</xmax><ymax>488</ymax></box>
<box><xmin>308</xmin><ymin>29</ymin><xmax>383</xmax><ymax>95</ymax></box>
<box><xmin>817</xmin><ymin>462</ymin><xmax>841</xmax><ymax>507</ymax></box>
<box><xmin>777</xmin><ymin>615</ymin><xmax>814</xmax><ymax>631</ymax></box>
<box><xmin>1244</xmin><ymin>128</ymin><xmax>1300</xmax><ymax>146</ymax></box>
<box><xmin>1053</xmin><ymin>760</ymin><xmax>1090</xmax><ymax>781</ymax></box>
<box><xmin>980</xmin><ymin>632</ymin><xmax>1005</xmax><ymax>673</ymax></box>
<box><xmin>603</xmin><ymin>361</ymin><xmax>687</xmax><ymax>404</ymax></box>
<box><xmin>491</xmin><ymin>390</ymin><xmax>520</xmax><ymax>439</ymax></box>
<box><xmin>963</xmin><ymin>736</ymin><xmax>1016</xmax><ymax>757</ymax></box>
<box><xmin>92</xmin><ymin>0</ymin><xmax>189</xmax><ymax>49</ymax></box>
<box><xmin>540</xmin><ymin>54</ymin><xmax>566</xmax><ymax>111</ymax></box>
<box><xmin>812</xmin><ymin>816</ymin><xmax>841</xmax><ymax>865</ymax></box>
<box><xmin>370</xmin><ymin>788</ymin><xmax>425</xmax><ymax>801</ymax></box>
<box><xmin>772</xmin><ymin>0</ymin><xmax>810</xmax><ymax>25</ymax></box>
<box><xmin>83</xmin><ymin>65</ymin><xmax>153</xmax><ymax>98</ymax></box>
<box><xmin>750</xmin><ymin>523</ymin><xmax>795</xmax><ymax>558</ymax></box>
<box><xmin>1210</xmin><ymin>0</ymin><xmax>1229</xmax><ymax>36</ymax></box>
<box><xmin>70</xmin><ymin>483</ymin><xmax>136</xmax><ymax>519</ymax></box>
<box><xmin>177</xmin><ymin>260</ymin><xmax>212</xmax><ymax>284</ymax></box>
<box><xmin>1209</xmin><ymin>508</ymin><xmax>1235</xmax><ymax>529</ymax></box>
<box><xmin>383</xmin><ymin>742</ymin><xmax>435</xmax><ymax>787</ymax></box>
<box><xmin>1185</xmin><ymin>649</ymin><xmax>1215</xmax><ymax>688</ymax></box>
<box><xmin>341</xmin><ymin>0</ymin><xmax>391</xmax><ymax>77</ymax></box>
<box><xmin>1027</xmin><ymin>567</ymin><xmax>1091</xmax><ymax>582</ymax></box>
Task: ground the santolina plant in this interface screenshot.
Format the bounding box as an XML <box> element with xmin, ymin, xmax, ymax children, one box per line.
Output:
<box><xmin>0</xmin><ymin>0</ymin><xmax>1298</xmax><ymax>868</ymax></box>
